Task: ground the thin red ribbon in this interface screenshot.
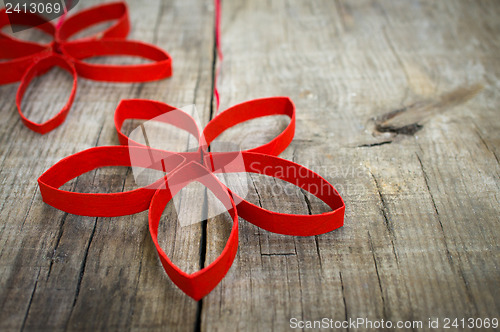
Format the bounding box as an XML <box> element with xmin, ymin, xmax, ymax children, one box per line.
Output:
<box><xmin>0</xmin><ymin>2</ymin><xmax>172</xmax><ymax>134</ymax></box>
<box><xmin>213</xmin><ymin>0</ymin><xmax>223</xmax><ymax>112</ymax></box>
<box><xmin>38</xmin><ymin>98</ymin><xmax>345</xmax><ymax>300</ymax></box>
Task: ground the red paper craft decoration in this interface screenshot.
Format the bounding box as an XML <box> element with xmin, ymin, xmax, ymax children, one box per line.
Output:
<box><xmin>38</xmin><ymin>97</ymin><xmax>345</xmax><ymax>300</ymax></box>
<box><xmin>0</xmin><ymin>2</ymin><xmax>172</xmax><ymax>134</ymax></box>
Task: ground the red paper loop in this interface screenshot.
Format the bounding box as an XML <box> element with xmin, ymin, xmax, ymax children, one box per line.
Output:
<box><xmin>114</xmin><ymin>99</ymin><xmax>201</xmax><ymax>147</ymax></box>
<box><xmin>149</xmin><ymin>161</ymin><xmax>239</xmax><ymax>300</ymax></box>
<box><xmin>38</xmin><ymin>146</ymin><xmax>185</xmax><ymax>216</ymax></box>
<box><xmin>206</xmin><ymin>152</ymin><xmax>345</xmax><ymax>236</ymax></box>
<box><xmin>56</xmin><ymin>1</ymin><xmax>130</xmax><ymax>42</ymax></box>
<box><xmin>61</xmin><ymin>40</ymin><xmax>172</xmax><ymax>82</ymax></box>
<box><xmin>114</xmin><ymin>97</ymin><xmax>294</xmax><ymax>155</ymax></box>
<box><xmin>15</xmin><ymin>54</ymin><xmax>77</xmax><ymax>134</ymax></box>
<box><xmin>202</xmin><ymin>97</ymin><xmax>295</xmax><ymax>156</ymax></box>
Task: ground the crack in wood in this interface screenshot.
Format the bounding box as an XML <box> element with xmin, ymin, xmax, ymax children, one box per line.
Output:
<box><xmin>192</xmin><ymin>58</ymin><xmax>204</xmax><ymax>107</ymax></box>
<box><xmin>415</xmin><ymin>153</ymin><xmax>452</xmax><ymax>263</ymax></box>
<box><xmin>134</xmin><ymin>82</ymin><xmax>145</xmax><ymax>98</ymax></box>
<box><xmin>20</xmin><ymin>268</ymin><xmax>41</xmax><ymax>332</ymax></box>
<box><xmin>474</xmin><ymin>124</ymin><xmax>500</xmax><ymax>165</ymax></box>
<box><xmin>208</xmin><ymin>21</ymin><xmax>218</xmax><ymax>120</ymax></box>
<box><xmin>152</xmin><ymin>0</ymin><xmax>165</xmax><ymax>45</ymax></box>
<box><xmin>373</xmin><ymin>84</ymin><xmax>483</xmax><ymax>136</ymax></box>
<box><xmin>0</xmin><ymin>137</ymin><xmax>16</xmax><ymax>183</ymax></box>
<box><xmin>20</xmin><ymin>185</ymin><xmax>39</xmax><ymax>230</ymax></box>
<box><xmin>194</xmin><ymin>299</ymin><xmax>204</xmax><ymax>332</ymax></box>
<box><xmin>125</xmin><ymin>229</ymin><xmax>146</xmax><ymax>328</ymax></box>
<box><xmin>47</xmin><ymin>156</ymin><xmax>86</xmax><ymax>281</ymax></box>
<box><xmin>339</xmin><ymin>271</ymin><xmax>348</xmax><ymax>327</ymax></box>
<box><xmin>368</xmin><ymin>231</ymin><xmax>388</xmax><ymax>321</ymax></box>
<box><xmin>295</xmin><ymin>259</ymin><xmax>305</xmax><ymax>322</ymax></box>
<box><xmin>357</xmin><ymin>140</ymin><xmax>393</xmax><ymax>148</ymax></box>
<box><xmin>120</xmin><ymin>167</ymin><xmax>131</xmax><ymax>193</ymax></box>
<box><xmin>369</xmin><ymin>171</ymin><xmax>399</xmax><ymax>264</ymax></box>
<box><xmin>194</xmin><ymin>9</ymin><xmax>220</xmax><ymax>330</ymax></box>
<box><xmin>66</xmin><ymin>216</ymin><xmax>98</xmax><ymax>329</ymax></box>
<box><xmin>249</xmin><ymin>174</ymin><xmax>263</xmax><ymax>209</ymax></box>
<box><xmin>377</xmin><ymin>123</ymin><xmax>423</xmax><ymax>136</ymax></box>
<box><xmin>292</xmin><ymin>145</ymin><xmax>325</xmax><ymax>275</ymax></box>
<box><xmin>415</xmin><ymin>152</ymin><xmax>478</xmax><ymax>315</ymax></box>
<box><xmin>94</xmin><ymin>123</ymin><xmax>105</xmax><ymax>147</ymax></box>
<box><xmin>313</xmin><ymin>236</ymin><xmax>323</xmax><ymax>273</ymax></box>
<box><xmin>192</xmin><ymin>186</ymin><xmax>209</xmax><ymax>332</ymax></box>
<box><xmin>298</xmin><ymin>184</ymin><xmax>324</xmax><ymax>273</ymax></box>
<box><xmin>199</xmin><ymin>197</ymin><xmax>209</xmax><ymax>271</ymax></box>
<box><xmin>47</xmin><ymin>213</ymin><xmax>68</xmax><ymax>280</ymax></box>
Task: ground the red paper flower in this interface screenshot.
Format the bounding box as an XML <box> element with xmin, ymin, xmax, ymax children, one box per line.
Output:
<box><xmin>38</xmin><ymin>97</ymin><xmax>345</xmax><ymax>300</ymax></box>
<box><xmin>0</xmin><ymin>2</ymin><xmax>172</xmax><ymax>134</ymax></box>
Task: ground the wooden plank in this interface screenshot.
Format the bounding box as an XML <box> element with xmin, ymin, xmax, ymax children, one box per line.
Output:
<box><xmin>200</xmin><ymin>0</ymin><xmax>500</xmax><ymax>330</ymax></box>
<box><xmin>0</xmin><ymin>0</ymin><xmax>499</xmax><ymax>331</ymax></box>
<box><xmin>0</xmin><ymin>0</ymin><xmax>214</xmax><ymax>330</ymax></box>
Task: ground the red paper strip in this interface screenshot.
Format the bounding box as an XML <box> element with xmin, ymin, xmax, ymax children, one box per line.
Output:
<box><xmin>38</xmin><ymin>98</ymin><xmax>345</xmax><ymax>299</ymax></box>
<box><xmin>38</xmin><ymin>145</ymin><xmax>188</xmax><ymax>217</ymax></box>
<box><xmin>55</xmin><ymin>2</ymin><xmax>130</xmax><ymax>42</ymax></box>
<box><xmin>16</xmin><ymin>54</ymin><xmax>77</xmax><ymax>134</ymax></box>
<box><xmin>213</xmin><ymin>0</ymin><xmax>223</xmax><ymax>112</ymax></box>
<box><xmin>61</xmin><ymin>40</ymin><xmax>172</xmax><ymax>82</ymax></box>
<box><xmin>149</xmin><ymin>161</ymin><xmax>239</xmax><ymax>300</ymax></box>
<box><xmin>0</xmin><ymin>1</ymin><xmax>172</xmax><ymax>134</ymax></box>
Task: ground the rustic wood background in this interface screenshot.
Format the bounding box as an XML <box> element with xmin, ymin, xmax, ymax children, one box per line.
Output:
<box><xmin>0</xmin><ymin>0</ymin><xmax>499</xmax><ymax>331</ymax></box>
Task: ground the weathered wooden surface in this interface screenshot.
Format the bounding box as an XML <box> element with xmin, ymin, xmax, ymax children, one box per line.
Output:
<box><xmin>0</xmin><ymin>0</ymin><xmax>499</xmax><ymax>331</ymax></box>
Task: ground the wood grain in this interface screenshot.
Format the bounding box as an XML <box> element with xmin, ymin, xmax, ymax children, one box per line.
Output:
<box><xmin>0</xmin><ymin>0</ymin><xmax>499</xmax><ymax>331</ymax></box>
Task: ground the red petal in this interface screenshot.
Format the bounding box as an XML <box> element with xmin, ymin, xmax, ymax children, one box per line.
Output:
<box><xmin>61</xmin><ymin>39</ymin><xmax>172</xmax><ymax>82</ymax></box>
<box><xmin>206</xmin><ymin>151</ymin><xmax>345</xmax><ymax>236</ymax></box>
<box><xmin>56</xmin><ymin>2</ymin><xmax>129</xmax><ymax>42</ymax></box>
<box><xmin>38</xmin><ymin>146</ymin><xmax>185</xmax><ymax>217</ymax></box>
<box><xmin>16</xmin><ymin>54</ymin><xmax>77</xmax><ymax>134</ymax></box>
<box><xmin>149</xmin><ymin>161</ymin><xmax>238</xmax><ymax>300</ymax></box>
<box><xmin>114</xmin><ymin>99</ymin><xmax>201</xmax><ymax>148</ymax></box>
<box><xmin>203</xmin><ymin>97</ymin><xmax>296</xmax><ymax>156</ymax></box>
